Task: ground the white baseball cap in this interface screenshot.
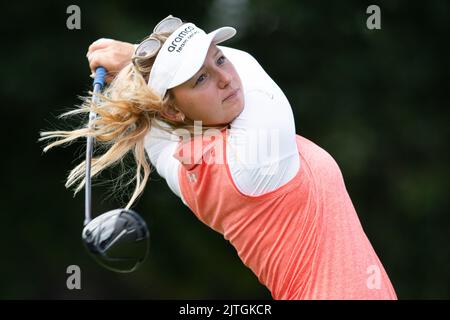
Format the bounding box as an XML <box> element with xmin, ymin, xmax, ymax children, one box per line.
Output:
<box><xmin>148</xmin><ymin>22</ymin><xmax>236</xmax><ymax>98</ymax></box>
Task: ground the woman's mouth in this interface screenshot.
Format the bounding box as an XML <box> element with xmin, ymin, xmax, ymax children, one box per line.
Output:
<box><xmin>223</xmin><ymin>88</ymin><xmax>240</xmax><ymax>103</ymax></box>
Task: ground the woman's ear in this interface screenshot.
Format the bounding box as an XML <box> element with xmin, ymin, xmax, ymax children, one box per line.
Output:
<box><xmin>160</xmin><ymin>104</ymin><xmax>185</xmax><ymax>122</ymax></box>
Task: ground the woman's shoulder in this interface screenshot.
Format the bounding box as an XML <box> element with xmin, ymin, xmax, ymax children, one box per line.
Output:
<box><xmin>218</xmin><ymin>46</ymin><xmax>274</xmax><ymax>93</ymax></box>
<box><xmin>219</xmin><ymin>46</ymin><xmax>261</xmax><ymax>72</ymax></box>
<box><xmin>219</xmin><ymin>46</ymin><xmax>255</xmax><ymax>60</ymax></box>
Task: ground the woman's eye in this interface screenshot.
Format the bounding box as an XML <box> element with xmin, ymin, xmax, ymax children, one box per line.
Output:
<box><xmin>217</xmin><ymin>55</ymin><xmax>226</xmax><ymax>65</ymax></box>
<box><xmin>195</xmin><ymin>74</ymin><xmax>207</xmax><ymax>86</ymax></box>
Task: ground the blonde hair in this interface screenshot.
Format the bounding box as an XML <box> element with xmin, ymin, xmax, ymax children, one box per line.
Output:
<box><xmin>39</xmin><ymin>29</ymin><xmax>221</xmax><ymax>210</ymax></box>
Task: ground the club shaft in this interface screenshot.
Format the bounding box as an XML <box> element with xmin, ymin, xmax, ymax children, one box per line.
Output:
<box><xmin>85</xmin><ymin>67</ymin><xmax>106</xmax><ymax>226</ymax></box>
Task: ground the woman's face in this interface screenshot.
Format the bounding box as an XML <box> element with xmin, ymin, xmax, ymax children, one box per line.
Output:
<box><xmin>169</xmin><ymin>44</ymin><xmax>244</xmax><ymax>126</ymax></box>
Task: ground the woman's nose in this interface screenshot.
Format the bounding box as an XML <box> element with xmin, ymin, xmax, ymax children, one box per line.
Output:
<box><xmin>216</xmin><ymin>69</ymin><xmax>232</xmax><ymax>88</ymax></box>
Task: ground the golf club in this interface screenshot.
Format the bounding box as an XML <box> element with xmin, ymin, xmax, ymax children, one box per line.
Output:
<box><xmin>81</xmin><ymin>67</ymin><xmax>150</xmax><ymax>273</ymax></box>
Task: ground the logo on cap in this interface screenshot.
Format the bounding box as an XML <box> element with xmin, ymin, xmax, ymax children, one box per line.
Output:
<box><xmin>167</xmin><ymin>25</ymin><xmax>200</xmax><ymax>53</ymax></box>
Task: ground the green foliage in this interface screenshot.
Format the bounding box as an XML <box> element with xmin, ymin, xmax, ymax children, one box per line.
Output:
<box><xmin>1</xmin><ymin>0</ymin><xmax>449</xmax><ymax>299</ymax></box>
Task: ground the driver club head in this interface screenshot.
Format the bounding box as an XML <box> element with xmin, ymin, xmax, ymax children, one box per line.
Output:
<box><xmin>82</xmin><ymin>208</ymin><xmax>150</xmax><ymax>273</ymax></box>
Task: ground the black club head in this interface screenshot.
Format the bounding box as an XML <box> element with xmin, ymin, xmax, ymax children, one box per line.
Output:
<box><xmin>82</xmin><ymin>209</ymin><xmax>150</xmax><ymax>273</ymax></box>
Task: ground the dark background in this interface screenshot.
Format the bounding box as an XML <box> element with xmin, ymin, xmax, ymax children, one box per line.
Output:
<box><xmin>1</xmin><ymin>0</ymin><xmax>449</xmax><ymax>299</ymax></box>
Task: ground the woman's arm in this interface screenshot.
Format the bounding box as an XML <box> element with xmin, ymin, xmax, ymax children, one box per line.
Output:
<box><xmin>144</xmin><ymin>120</ymin><xmax>186</xmax><ymax>204</ymax></box>
<box><xmin>220</xmin><ymin>47</ymin><xmax>300</xmax><ymax>196</ymax></box>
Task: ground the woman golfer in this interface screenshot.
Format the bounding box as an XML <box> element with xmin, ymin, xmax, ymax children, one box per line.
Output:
<box><xmin>42</xmin><ymin>15</ymin><xmax>397</xmax><ymax>299</ymax></box>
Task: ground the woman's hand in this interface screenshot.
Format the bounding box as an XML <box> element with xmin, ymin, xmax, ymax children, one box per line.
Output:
<box><xmin>86</xmin><ymin>38</ymin><xmax>135</xmax><ymax>83</ymax></box>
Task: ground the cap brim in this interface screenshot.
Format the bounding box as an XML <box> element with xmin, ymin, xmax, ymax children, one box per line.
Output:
<box><xmin>210</xmin><ymin>26</ymin><xmax>237</xmax><ymax>44</ymax></box>
<box><xmin>168</xmin><ymin>27</ymin><xmax>236</xmax><ymax>89</ymax></box>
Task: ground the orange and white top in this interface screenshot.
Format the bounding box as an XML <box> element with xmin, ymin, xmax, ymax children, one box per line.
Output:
<box><xmin>144</xmin><ymin>47</ymin><xmax>397</xmax><ymax>299</ymax></box>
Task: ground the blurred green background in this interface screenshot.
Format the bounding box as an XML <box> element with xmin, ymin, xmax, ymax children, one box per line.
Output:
<box><xmin>1</xmin><ymin>0</ymin><xmax>449</xmax><ymax>299</ymax></box>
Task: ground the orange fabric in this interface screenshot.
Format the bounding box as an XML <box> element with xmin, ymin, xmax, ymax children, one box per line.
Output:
<box><xmin>174</xmin><ymin>129</ymin><xmax>397</xmax><ymax>299</ymax></box>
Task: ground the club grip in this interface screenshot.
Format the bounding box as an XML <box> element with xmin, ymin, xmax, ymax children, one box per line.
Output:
<box><xmin>93</xmin><ymin>67</ymin><xmax>107</xmax><ymax>88</ymax></box>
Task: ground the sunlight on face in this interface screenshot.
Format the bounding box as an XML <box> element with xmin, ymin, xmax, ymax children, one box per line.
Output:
<box><xmin>170</xmin><ymin>44</ymin><xmax>244</xmax><ymax>126</ymax></box>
